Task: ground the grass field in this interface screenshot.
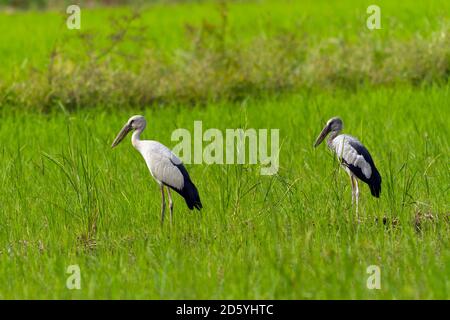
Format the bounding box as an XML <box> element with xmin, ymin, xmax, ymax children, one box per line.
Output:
<box><xmin>0</xmin><ymin>0</ymin><xmax>449</xmax><ymax>299</ymax></box>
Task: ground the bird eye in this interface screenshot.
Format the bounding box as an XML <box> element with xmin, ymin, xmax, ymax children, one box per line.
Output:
<box><xmin>130</xmin><ymin>120</ymin><xmax>134</xmax><ymax>125</ymax></box>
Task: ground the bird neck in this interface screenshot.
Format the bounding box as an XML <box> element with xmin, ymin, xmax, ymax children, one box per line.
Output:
<box><xmin>132</xmin><ymin>128</ymin><xmax>143</xmax><ymax>148</ymax></box>
<box><xmin>327</xmin><ymin>130</ymin><xmax>340</xmax><ymax>146</ymax></box>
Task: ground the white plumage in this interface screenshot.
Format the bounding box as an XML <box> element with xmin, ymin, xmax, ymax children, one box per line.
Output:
<box><xmin>136</xmin><ymin>140</ymin><xmax>185</xmax><ymax>191</ymax></box>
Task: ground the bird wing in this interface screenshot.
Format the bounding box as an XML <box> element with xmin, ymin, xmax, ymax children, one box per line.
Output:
<box><xmin>140</xmin><ymin>141</ymin><xmax>185</xmax><ymax>190</ymax></box>
<box><xmin>331</xmin><ymin>135</ymin><xmax>373</xmax><ymax>180</ymax></box>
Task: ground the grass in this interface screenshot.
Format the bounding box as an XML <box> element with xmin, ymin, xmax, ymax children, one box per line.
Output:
<box><xmin>0</xmin><ymin>86</ymin><xmax>449</xmax><ymax>299</ymax></box>
<box><xmin>0</xmin><ymin>0</ymin><xmax>449</xmax><ymax>299</ymax></box>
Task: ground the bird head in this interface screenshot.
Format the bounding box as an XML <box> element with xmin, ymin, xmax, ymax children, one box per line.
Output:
<box><xmin>111</xmin><ymin>115</ymin><xmax>146</xmax><ymax>148</ymax></box>
<box><xmin>313</xmin><ymin>117</ymin><xmax>343</xmax><ymax>147</ymax></box>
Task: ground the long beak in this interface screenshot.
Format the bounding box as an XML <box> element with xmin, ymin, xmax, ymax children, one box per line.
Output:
<box><xmin>313</xmin><ymin>124</ymin><xmax>331</xmax><ymax>147</ymax></box>
<box><xmin>111</xmin><ymin>123</ymin><xmax>132</xmax><ymax>148</ymax></box>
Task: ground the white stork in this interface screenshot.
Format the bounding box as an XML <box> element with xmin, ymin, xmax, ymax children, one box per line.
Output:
<box><xmin>111</xmin><ymin>115</ymin><xmax>202</xmax><ymax>225</ymax></box>
<box><xmin>313</xmin><ymin>117</ymin><xmax>381</xmax><ymax>215</ymax></box>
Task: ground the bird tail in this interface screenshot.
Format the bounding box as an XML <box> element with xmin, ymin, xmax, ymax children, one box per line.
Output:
<box><xmin>181</xmin><ymin>181</ymin><xmax>202</xmax><ymax>210</ymax></box>
<box><xmin>369</xmin><ymin>168</ymin><xmax>382</xmax><ymax>198</ymax></box>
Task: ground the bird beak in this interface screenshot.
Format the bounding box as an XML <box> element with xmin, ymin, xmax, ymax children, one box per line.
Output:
<box><xmin>313</xmin><ymin>123</ymin><xmax>331</xmax><ymax>148</ymax></box>
<box><xmin>111</xmin><ymin>123</ymin><xmax>132</xmax><ymax>148</ymax></box>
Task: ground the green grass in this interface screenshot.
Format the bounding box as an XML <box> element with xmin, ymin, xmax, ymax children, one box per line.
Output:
<box><xmin>1</xmin><ymin>0</ymin><xmax>449</xmax><ymax>71</ymax></box>
<box><xmin>0</xmin><ymin>86</ymin><xmax>449</xmax><ymax>299</ymax></box>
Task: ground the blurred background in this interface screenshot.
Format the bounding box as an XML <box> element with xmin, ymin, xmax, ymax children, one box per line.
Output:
<box><xmin>0</xmin><ymin>0</ymin><xmax>136</xmax><ymax>9</ymax></box>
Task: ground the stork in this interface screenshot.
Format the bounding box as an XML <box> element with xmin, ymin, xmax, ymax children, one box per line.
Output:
<box><xmin>111</xmin><ymin>115</ymin><xmax>202</xmax><ymax>225</ymax></box>
<box><xmin>313</xmin><ymin>117</ymin><xmax>381</xmax><ymax>215</ymax></box>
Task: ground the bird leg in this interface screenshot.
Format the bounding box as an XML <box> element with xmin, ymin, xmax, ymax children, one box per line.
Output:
<box><xmin>160</xmin><ymin>184</ymin><xmax>166</xmax><ymax>226</ymax></box>
<box><xmin>354</xmin><ymin>177</ymin><xmax>360</xmax><ymax>217</ymax></box>
<box><xmin>167</xmin><ymin>187</ymin><xmax>174</xmax><ymax>225</ymax></box>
